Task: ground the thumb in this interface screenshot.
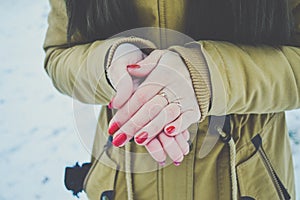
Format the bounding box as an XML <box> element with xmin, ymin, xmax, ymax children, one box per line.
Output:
<box><xmin>108</xmin><ymin>44</ymin><xmax>144</xmax><ymax>109</ymax></box>
<box><xmin>127</xmin><ymin>50</ymin><xmax>165</xmax><ymax>77</ymax></box>
<box><xmin>110</xmin><ymin>72</ymin><xmax>134</xmax><ymax>109</ymax></box>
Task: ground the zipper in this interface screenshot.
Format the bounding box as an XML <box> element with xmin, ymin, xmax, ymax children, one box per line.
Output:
<box><xmin>257</xmin><ymin>147</ymin><xmax>286</xmax><ymax>200</ymax></box>
<box><xmin>251</xmin><ymin>134</ymin><xmax>290</xmax><ymax>200</ymax></box>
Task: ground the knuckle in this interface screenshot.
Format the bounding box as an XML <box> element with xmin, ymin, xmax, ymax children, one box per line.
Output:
<box><xmin>167</xmin><ymin>104</ymin><xmax>181</xmax><ymax>117</ymax></box>
<box><xmin>156</xmin><ymin>95</ymin><xmax>168</xmax><ymax>105</ymax></box>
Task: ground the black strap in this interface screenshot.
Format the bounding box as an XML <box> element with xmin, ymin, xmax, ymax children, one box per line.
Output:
<box><xmin>251</xmin><ymin>134</ymin><xmax>262</xmax><ymax>151</ymax></box>
<box><xmin>64</xmin><ymin>106</ymin><xmax>114</xmax><ymax>197</ymax></box>
<box><xmin>64</xmin><ymin>162</ymin><xmax>92</xmax><ymax>197</ymax></box>
<box><xmin>240</xmin><ymin>197</ymin><xmax>255</xmax><ymax>200</ymax></box>
<box><xmin>100</xmin><ymin>190</ymin><xmax>115</xmax><ymax>200</ymax></box>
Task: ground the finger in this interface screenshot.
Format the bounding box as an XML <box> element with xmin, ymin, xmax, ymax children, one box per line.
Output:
<box><xmin>112</xmin><ymin>73</ymin><xmax>134</xmax><ymax>109</ymax></box>
<box><xmin>132</xmin><ymin>78</ymin><xmax>143</xmax><ymax>92</ymax></box>
<box><xmin>127</xmin><ymin>50</ymin><xmax>165</xmax><ymax>78</ymax></box>
<box><xmin>158</xmin><ymin>133</ymin><xmax>184</xmax><ymax>163</ymax></box>
<box><xmin>110</xmin><ymin>95</ymin><xmax>168</xmax><ymax>146</ymax></box>
<box><xmin>182</xmin><ymin>130</ymin><xmax>190</xmax><ymax>141</ymax></box>
<box><xmin>134</xmin><ymin>103</ymin><xmax>181</xmax><ymax>145</ymax></box>
<box><xmin>175</xmin><ymin>132</ymin><xmax>190</xmax><ymax>156</ymax></box>
<box><xmin>108</xmin><ymin>45</ymin><xmax>144</xmax><ymax>109</ymax></box>
<box><xmin>115</xmin><ymin>95</ymin><xmax>168</xmax><ymax>135</ymax></box>
<box><xmin>164</xmin><ymin>111</ymin><xmax>197</xmax><ymax>136</ymax></box>
<box><xmin>145</xmin><ymin>137</ymin><xmax>166</xmax><ymax>164</ymax></box>
<box><xmin>108</xmin><ymin>84</ymin><xmax>162</xmax><ymax>135</ymax></box>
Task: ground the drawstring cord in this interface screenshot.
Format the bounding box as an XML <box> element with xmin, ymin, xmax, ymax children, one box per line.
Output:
<box><xmin>122</xmin><ymin>125</ymin><xmax>236</xmax><ymax>200</ymax></box>
<box><xmin>125</xmin><ymin>142</ymin><xmax>134</xmax><ymax>200</ymax></box>
<box><xmin>217</xmin><ymin>127</ymin><xmax>238</xmax><ymax>200</ymax></box>
<box><xmin>109</xmin><ymin>107</ymin><xmax>133</xmax><ymax>200</ymax></box>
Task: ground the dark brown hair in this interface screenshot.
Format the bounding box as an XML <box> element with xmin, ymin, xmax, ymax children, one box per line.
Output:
<box><xmin>65</xmin><ymin>0</ymin><xmax>293</xmax><ymax>45</ymax></box>
<box><xmin>65</xmin><ymin>0</ymin><xmax>140</xmax><ymax>42</ymax></box>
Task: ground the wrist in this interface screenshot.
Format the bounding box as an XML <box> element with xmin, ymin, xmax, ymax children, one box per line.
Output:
<box><xmin>168</xmin><ymin>45</ymin><xmax>211</xmax><ymax>122</ymax></box>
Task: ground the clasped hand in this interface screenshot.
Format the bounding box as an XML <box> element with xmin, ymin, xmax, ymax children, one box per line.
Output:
<box><xmin>106</xmin><ymin>43</ymin><xmax>200</xmax><ymax>165</ymax></box>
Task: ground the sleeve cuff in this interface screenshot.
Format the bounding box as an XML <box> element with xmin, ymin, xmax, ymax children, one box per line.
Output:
<box><xmin>168</xmin><ymin>44</ymin><xmax>211</xmax><ymax>122</ymax></box>
<box><xmin>105</xmin><ymin>36</ymin><xmax>157</xmax><ymax>70</ymax></box>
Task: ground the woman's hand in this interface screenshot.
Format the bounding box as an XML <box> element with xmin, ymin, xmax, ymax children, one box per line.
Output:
<box><xmin>107</xmin><ymin>47</ymin><xmax>166</xmax><ymax>134</ymax></box>
<box><xmin>145</xmin><ymin>130</ymin><xmax>191</xmax><ymax>165</ymax></box>
<box><xmin>109</xmin><ymin>51</ymin><xmax>200</xmax><ymax>150</ymax></box>
<box><xmin>107</xmin><ymin>43</ymin><xmax>164</xmax><ymax>109</ymax></box>
<box><xmin>106</xmin><ymin>43</ymin><xmax>144</xmax><ymax>109</ymax></box>
<box><xmin>107</xmin><ymin>48</ymin><xmax>198</xmax><ymax>164</ymax></box>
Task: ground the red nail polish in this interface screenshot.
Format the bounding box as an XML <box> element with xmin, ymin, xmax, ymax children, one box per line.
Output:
<box><xmin>108</xmin><ymin>101</ymin><xmax>112</xmax><ymax>109</ymax></box>
<box><xmin>127</xmin><ymin>64</ymin><xmax>141</xmax><ymax>69</ymax></box>
<box><xmin>108</xmin><ymin>122</ymin><xmax>120</xmax><ymax>135</ymax></box>
<box><xmin>166</xmin><ymin>126</ymin><xmax>175</xmax><ymax>134</ymax></box>
<box><xmin>108</xmin><ymin>98</ymin><xmax>114</xmax><ymax>109</ymax></box>
<box><xmin>174</xmin><ymin>161</ymin><xmax>181</xmax><ymax>166</ymax></box>
<box><xmin>112</xmin><ymin>133</ymin><xmax>127</xmax><ymax>147</ymax></box>
<box><xmin>135</xmin><ymin>132</ymin><xmax>148</xmax><ymax>144</ymax></box>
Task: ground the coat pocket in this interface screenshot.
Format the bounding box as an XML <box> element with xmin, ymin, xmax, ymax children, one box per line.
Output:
<box><xmin>236</xmin><ymin>134</ymin><xmax>290</xmax><ymax>200</ymax></box>
<box><xmin>83</xmin><ymin>149</ymin><xmax>119</xmax><ymax>200</ymax></box>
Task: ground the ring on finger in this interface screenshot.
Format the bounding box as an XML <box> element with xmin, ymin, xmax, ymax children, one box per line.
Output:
<box><xmin>158</xmin><ymin>91</ymin><xmax>169</xmax><ymax>104</ymax></box>
<box><xmin>171</xmin><ymin>100</ymin><xmax>182</xmax><ymax>111</ymax></box>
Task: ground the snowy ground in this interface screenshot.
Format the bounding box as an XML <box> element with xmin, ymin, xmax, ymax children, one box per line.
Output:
<box><xmin>0</xmin><ymin>1</ymin><xmax>299</xmax><ymax>200</ymax></box>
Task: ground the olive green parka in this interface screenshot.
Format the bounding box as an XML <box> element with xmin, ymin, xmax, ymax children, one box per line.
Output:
<box><xmin>44</xmin><ymin>0</ymin><xmax>300</xmax><ymax>199</ymax></box>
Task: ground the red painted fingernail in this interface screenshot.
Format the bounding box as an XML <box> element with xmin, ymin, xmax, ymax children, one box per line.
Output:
<box><xmin>174</xmin><ymin>161</ymin><xmax>181</xmax><ymax>166</ymax></box>
<box><xmin>127</xmin><ymin>64</ymin><xmax>141</xmax><ymax>69</ymax></box>
<box><xmin>108</xmin><ymin>122</ymin><xmax>120</xmax><ymax>135</ymax></box>
<box><xmin>135</xmin><ymin>132</ymin><xmax>148</xmax><ymax>144</ymax></box>
<box><xmin>159</xmin><ymin>161</ymin><xmax>165</xmax><ymax>166</ymax></box>
<box><xmin>166</xmin><ymin>126</ymin><xmax>175</xmax><ymax>134</ymax></box>
<box><xmin>108</xmin><ymin>101</ymin><xmax>112</xmax><ymax>109</ymax></box>
<box><xmin>108</xmin><ymin>98</ymin><xmax>114</xmax><ymax>109</ymax></box>
<box><xmin>112</xmin><ymin>133</ymin><xmax>127</xmax><ymax>147</ymax></box>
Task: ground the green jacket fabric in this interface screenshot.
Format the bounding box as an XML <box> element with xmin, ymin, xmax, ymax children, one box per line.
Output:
<box><xmin>44</xmin><ymin>0</ymin><xmax>300</xmax><ymax>199</ymax></box>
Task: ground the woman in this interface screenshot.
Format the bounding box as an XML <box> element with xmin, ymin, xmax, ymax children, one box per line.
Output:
<box><xmin>43</xmin><ymin>0</ymin><xmax>299</xmax><ymax>199</ymax></box>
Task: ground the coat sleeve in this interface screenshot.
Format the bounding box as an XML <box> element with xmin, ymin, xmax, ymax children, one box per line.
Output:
<box><xmin>170</xmin><ymin>1</ymin><xmax>300</xmax><ymax>118</ymax></box>
<box><xmin>43</xmin><ymin>0</ymin><xmax>156</xmax><ymax>105</ymax></box>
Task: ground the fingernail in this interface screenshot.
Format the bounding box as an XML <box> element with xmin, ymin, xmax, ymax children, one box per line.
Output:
<box><xmin>135</xmin><ymin>132</ymin><xmax>148</xmax><ymax>144</ymax></box>
<box><xmin>108</xmin><ymin>122</ymin><xmax>120</xmax><ymax>135</ymax></box>
<box><xmin>166</xmin><ymin>126</ymin><xmax>175</xmax><ymax>134</ymax></box>
<box><xmin>108</xmin><ymin>102</ymin><xmax>112</xmax><ymax>109</ymax></box>
<box><xmin>127</xmin><ymin>64</ymin><xmax>141</xmax><ymax>69</ymax></box>
<box><xmin>112</xmin><ymin>133</ymin><xmax>127</xmax><ymax>147</ymax></box>
<box><xmin>159</xmin><ymin>161</ymin><xmax>165</xmax><ymax>166</ymax></box>
<box><xmin>108</xmin><ymin>98</ymin><xmax>114</xmax><ymax>109</ymax></box>
<box><xmin>174</xmin><ymin>161</ymin><xmax>181</xmax><ymax>166</ymax></box>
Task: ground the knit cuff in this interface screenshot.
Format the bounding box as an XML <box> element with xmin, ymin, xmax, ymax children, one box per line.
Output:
<box><xmin>168</xmin><ymin>44</ymin><xmax>211</xmax><ymax>122</ymax></box>
<box><xmin>105</xmin><ymin>36</ymin><xmax>157</xmax><ymax>70</ymax></box>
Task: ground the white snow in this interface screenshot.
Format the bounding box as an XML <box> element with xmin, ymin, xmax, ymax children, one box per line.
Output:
<box><xmin>0</xmin><ymin>1</ymin><xmax>299</xmax><ymax>199</ymax></box>
<box><xmin>0</xmin><ymin>1</ymin><xmax>89</xmax><ymax>199</ymax></box>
